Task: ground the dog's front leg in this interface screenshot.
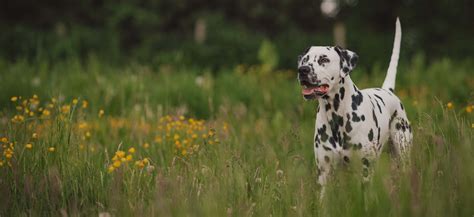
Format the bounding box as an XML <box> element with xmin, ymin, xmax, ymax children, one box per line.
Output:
<box><xmin>315</xmin><ymin>149</ymin><xmax>333</xmax><ymax>200</ymax></box>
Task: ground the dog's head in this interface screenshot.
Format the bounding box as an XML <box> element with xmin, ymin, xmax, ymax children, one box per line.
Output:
<box><xmin>297</xmin><ymin>46</ymin><xmax>358</xmax><ymax>100</ymax></box>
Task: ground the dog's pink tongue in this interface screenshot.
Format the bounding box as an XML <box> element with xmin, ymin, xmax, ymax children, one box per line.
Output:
<box><xmin>302</xmin><ymin>88</ymin><xmax>316</xmax><ymax>95</ymax></box>
<box><xmin>302</xmin><ymin>87</ymin><xmax>324</xmax><ymax>95</ymax></box>
<box><xmin>302</xmin><ymin>86</ymin><xmax>328</xmax><ymax>95</ymax></box>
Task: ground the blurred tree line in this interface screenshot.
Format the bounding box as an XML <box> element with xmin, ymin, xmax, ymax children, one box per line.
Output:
<box><xmin>0</xmin><ymin>0</ymin><xmax>472</xmax><ymax>70</ymax></box>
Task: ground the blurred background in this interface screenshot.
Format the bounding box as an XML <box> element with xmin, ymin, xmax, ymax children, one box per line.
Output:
<box><xmin>1</xmin><ymin>0</ymin><xmax>473</xmax><ymax>70</ymax></box>
<box><xmin>0</xmin><ymin>1</ymin><xmax>473</xmax><ymax>216</ymax></box>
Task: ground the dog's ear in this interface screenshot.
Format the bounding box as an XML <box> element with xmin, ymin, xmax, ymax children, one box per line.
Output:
<box><xmin>334</xmin><ymin>46</ymin><xmax>358</xmax><ymax>77</ymax></box>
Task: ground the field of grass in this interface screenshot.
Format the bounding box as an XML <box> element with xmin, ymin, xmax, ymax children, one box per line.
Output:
<box><xmin>0</xmin><ymin>56</ymin><xmax>473</xmax><ymax>216</ymax></box>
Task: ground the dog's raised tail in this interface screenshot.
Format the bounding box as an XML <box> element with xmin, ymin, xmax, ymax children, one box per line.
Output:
<box><xmin>382</xmin><ymin>17</ymin><xmax>402</xmax><ymax>92</ymax></box>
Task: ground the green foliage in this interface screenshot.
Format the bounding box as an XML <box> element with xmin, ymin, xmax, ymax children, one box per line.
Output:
<box><xmin>1</xmin><ymin>0</ymin><xmax>472</xmax><ymax>70</ymax></box>
<box><xmin>258</xmin><ymin>39</ymin><xmax>279</xmax><ymax>71</ymax></box>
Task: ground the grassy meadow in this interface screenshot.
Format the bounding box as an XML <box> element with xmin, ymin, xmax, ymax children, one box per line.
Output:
<box><xmin>0</xmin><ymin>56</ymin><xmax>473</xmax><ymax>216</ymax></box>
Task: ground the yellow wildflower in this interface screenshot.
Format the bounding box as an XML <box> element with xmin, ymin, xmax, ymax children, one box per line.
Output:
<box><xmin>113</xmin><ymin>160</ymin><xmax>121</xmax><ymax>168</ymax></box>
<box><xmin>5</xmin><ymin>153</ymin><xmax>13</xmax><ymax>159</ymax></box>
<box><xmin>128</xmin><ymin>147</ymin><xmax>136</xmax><ymax>154</ymax></box>
<box><xmin>143</xmin><ymin>143</ymin><xmax>150</xmax><ymax>149</ymax></box>
<box><xmin>126</xmin><ymin>154</ymin><xmax>133</xmax><ymax>161</ymax></box>
<box><xmin>116</xmin><ymin>150</ymin><xmax>125</xmax><ymax>158</ymax></box>
<box><xmin>108</xmin><ymin>166</ymin><xmax>115</xmax><ymax>173</ymax></box>
<box><xmin>1</xmin><ymin>137</ymin><xmax>7</xmax><ymax>143</ymax></box>
<box><xmin>175</xmin><ymin>140</ymin><xmax>181</xmax><ymax>148</ymax></box>
<box><xmin>135</xmin><ymin>160</ymin><xmax>145</xmax><ymax>168</ymax></box>
<box><xmin>32</xmin><ymin>133</ymin><xmax>38</xmax><ymax>139</ymax></box>
<box><xmin>48</xmin><ymin>147</ymin><xmax>55</xmax><ymax>152</ymax></box>
<box><xmin>72</xmin><ymin>98</ymin><xmax>78</xmax><ymax>105</ymax></box>
<box><xmin>173</xmin><ymin>134</ymin><xmax>180</xmax><ymax>140</ymax></box>
<box><xmin>82</xmin><ymin>100</ymin><xmax>88</xmax><ymax>108</ymax></box>
<box><xmin>142</xmin><ymin>158</ymin><xmax>149</xmax><ymax>164</ymax></box>
<box><xmin>61</xmin><ymin>105</ymin><xmax>71</xmax><ymax>114</ymax></box>
<box><xmin>179</xmin><ymin>115</ymin><xmax>185</xmax><ymax>121</ymax></box>
<box><xmin>447</xmin><ymin>102</ymin><xmax>453</xmax><ymax>109</ymax></box>
<box><xmin>181</xmin><ymin>149</ymin><xmax>187</xmax><ymax>156</ymax></box>
<box><xmin>466</xmin><ymin>106</ymin><xmax>473</xmax><ymax>113</ymax></box>
<box><xmin>12</xmin><ymin>115</ymin><xmax>25</xmax><ymax>123</ymax></box>
<box><xmin>42</xmin><ymin>109</ymin><xmax>51</xmax><ymax>117</ymax></box>
<box><xmin>10</xmin><ymin>96</ymin><xmax>18</xmax><ymax>102</ymax></box>
<box><xmin>26</xmin><ymin>143</ymin><xmax>33</xmax><ymax>149</ymax></box>
<box><xmin>78</xmin><ymin>122</ymin><xmax>88</xmax><ymax>129</ymax></box>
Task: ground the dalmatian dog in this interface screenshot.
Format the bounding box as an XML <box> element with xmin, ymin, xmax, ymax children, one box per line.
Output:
<box><xmin>297</xmin><ymin>18</ymin><xmax>412</xmax><ymax>194</ymax></box>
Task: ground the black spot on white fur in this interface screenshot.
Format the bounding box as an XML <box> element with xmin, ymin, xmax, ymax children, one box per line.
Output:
<box><xmin>322</xmin><ymin>145</ymin><xmax>332</xmax><ymax>151</ymax></box>
<box><xmin>325</xmin><ymin>103</ymin><xmax>331</xmax><ymax>111</ymax></box>
<box><xmin>324</xmin><ymin>155</ymin><xmax>330</xmax><ymax>163</ymax></box>
<box><xmin>352</xmin><ymin>112</ymin><xmax>362</xmax><ymax>122</ymax></box>
<box><xmin>351</xmin><ymin>91</ymin><xmax>363</xmax><ymax>110</ymax></box>
<box><xmin>345</xmin><ymin>118</ymin><xmax>352</xmax><ymax>132</ymax></box>
<box><xmin>362</xmin><ymin>158</ymin><xmax>370</xmax><ymax>167</ymax></box>
<box><xmin>368</xmin><ymin>129</ymin><xmax>374</xmax><ymax>141</ymax></box>
<box><xmin>334</xmin><ymin>94</ymin><xmax>340</xmax><ymax>111</ymax></box>
<box><xmin>374</xmin><ymin>98</ymin><xmax>382</xmax><ymax>113</ymax></box>
<box><xmin>318</xmin><ymin>125</ymin><xmax>329</xmax><ymax>142</ymax></box>
<box><xmin>377</xmin><ymin>127</ymin><xmax>381</xmax><ymax>144</ymax></box>
<box><xmin>343</xmin><ymin>156</ymin><xmax>350</xmax><ymax>163</ymax></box>
<box><xmin>374</xmin><ymin>94</ymin><xmax>385</xmax><ymax>106</ymax></box>
<box><xmin>372</xmin><ymin>110</ymin><xmax>379</xmax><ymax>127</ymax></box>
<box><xmin>339</xmin><ymin>87</ymin><xmax>345</xmax><ymax>100</ymax></box>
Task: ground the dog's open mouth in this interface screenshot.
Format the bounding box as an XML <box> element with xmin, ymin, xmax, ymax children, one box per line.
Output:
<box><xmin>300</xmin><ymin>81</ymin><xmax>329</xmax><ymax>97</ymax></box>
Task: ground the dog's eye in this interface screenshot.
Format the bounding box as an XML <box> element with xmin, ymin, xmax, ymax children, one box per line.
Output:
<box><xmin>318</xmin><ymin>58</ymin><xmax>330</xmax><ymax>65</ymax></box>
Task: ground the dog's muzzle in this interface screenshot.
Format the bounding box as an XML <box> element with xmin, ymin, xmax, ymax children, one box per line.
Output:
<box><xmin>298</xmin><ymin>66</ymin><xmax>329</xmax><ymax>99</ymax></box>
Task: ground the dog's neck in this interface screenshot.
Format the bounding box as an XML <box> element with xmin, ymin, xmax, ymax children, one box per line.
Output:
<box><xmin>318</xmin><ymin>76</ymin><xmax>359</xmax><ymax>115</ymax></box>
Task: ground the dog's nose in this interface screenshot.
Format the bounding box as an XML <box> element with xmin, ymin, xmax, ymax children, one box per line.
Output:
<box><xmin>298</xmin><ymin>66</ymin><xmax>311</xmax><ymax>75</ymax></box>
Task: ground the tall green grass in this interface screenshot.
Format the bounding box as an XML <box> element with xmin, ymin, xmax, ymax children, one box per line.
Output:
<box><xmin>0</xmin><ymin>57</ymin><xmax>472</xmax><ymax>216</ymax></box>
